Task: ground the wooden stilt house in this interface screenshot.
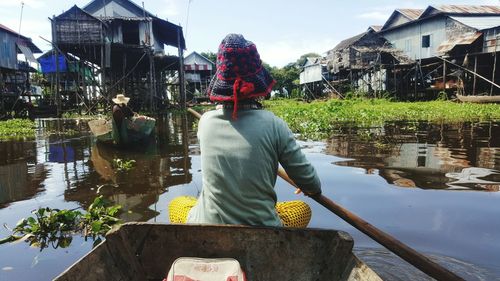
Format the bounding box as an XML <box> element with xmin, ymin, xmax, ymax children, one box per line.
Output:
<box><xmin>0</xmin><ymin>24</ymin><xmax>42</xmax><ymax>118</ymax></box>
<box><xmin>51</xmin><ymin>0</ymin><xmax>186</xmax><ymax>114</ymax></box>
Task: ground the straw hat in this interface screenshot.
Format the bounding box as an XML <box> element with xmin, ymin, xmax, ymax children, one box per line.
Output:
<box><xmin>112</xmin><ymin>94</ymin><xmax>130</xmax><ymax>105</ymax></box>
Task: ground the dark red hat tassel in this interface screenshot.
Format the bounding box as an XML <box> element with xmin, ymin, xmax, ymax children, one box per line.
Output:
<box><xmin>232</xmin><ymin>77</ymin><xmax>241</xmax><ymax>120</ymax></box>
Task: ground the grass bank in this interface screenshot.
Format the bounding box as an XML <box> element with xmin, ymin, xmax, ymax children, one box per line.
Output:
<box><xmin>263</xmin><ymin>99</ymin><xmax>500</xmax><ymax>139</ymax></box>
<box><xmin>0</xmin><ymin>119</ymin><xmax>36</xmax><ymax>140</ymax></box>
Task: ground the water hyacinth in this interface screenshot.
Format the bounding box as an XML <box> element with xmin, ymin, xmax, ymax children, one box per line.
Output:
<box><xmin>263</xmin><ymin>99</ymin><xmax>500</xmax><ymax>140</ymax></box>
<box><xmin>0</xmin><ymin>119</ymin><xmax>36</xmax><ymax>140</ymax></box>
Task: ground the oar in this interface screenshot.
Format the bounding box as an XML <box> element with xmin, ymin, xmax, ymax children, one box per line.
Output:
<box><xmin>187</xmin><ymin>107</ymin><xmax>465</xmax><ymax>281</ymax></box>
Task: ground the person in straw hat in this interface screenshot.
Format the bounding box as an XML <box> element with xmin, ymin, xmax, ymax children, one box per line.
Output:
<box><xmin>169</xmin><ymin>34</ymin><xmax>321</xmax><ymax>227</ymax></box>
<box><xmin>112</xmin><ymin>94</ymin><xmax>135</xmax><ymax>143</ymax></box>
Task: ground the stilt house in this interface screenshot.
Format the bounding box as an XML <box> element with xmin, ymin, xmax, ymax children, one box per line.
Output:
<box><xmin>0</xmin><ymin>24</ymin><xmax>42</xmax><ymax>118</ymax></box>
<box><xmin>378</xmin><ymin>5</ymin><xmax>500</xmax><ymax>97</ymax></box>
<box><xmin>298</xmin><ymin>57</ymin><xmax>336</xmax><ymax>99</ymax></box>
<box><xmin>51</xmin><ymin>0</ymin><xmax>186</xmax><ymax>114</ymax></box>
<box><xmin>325</xmin><ymin>26</ymin><xmax>413</xmax><ymax>95</ymax></box>
<box><xmin>183</xmin><ymin>52</ymin><xmax>214</xmax><ymax>103</ymax></box>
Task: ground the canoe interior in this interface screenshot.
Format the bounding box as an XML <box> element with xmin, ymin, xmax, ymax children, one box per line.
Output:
<box><xmin>54</xmin><ymin>223</ymin><xmax>382</xmax><ymax>281</ymax></box>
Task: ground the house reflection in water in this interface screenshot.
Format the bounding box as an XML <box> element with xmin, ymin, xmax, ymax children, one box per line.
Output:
<box><xmin>0</xmin><ymin>119</ymin><xmax>94</xmax><ymax>208</ymax></box>
<box><xmin>0</xmin><ymin>115</ymin><xmax>196</xmax><ymax>223</ymax></box>
<box><xmin>64</xmin><ymin>114</ymin><xmax>194</xmax><ymax>222</ymax></box>
<box><xmin>326</xmin><ymin>121</ymin><xmax>500</xmax><ymax>191</ymax></box>
<box><xmin>0</xmin><ymin>141</ymin><xmax>47</xmax><ymax>208</ymax></box>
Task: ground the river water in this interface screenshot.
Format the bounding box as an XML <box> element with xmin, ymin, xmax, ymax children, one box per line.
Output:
<box><xmin>0</xmin><ymin>115</ymin><xmax>499</xmax><ymax>281</ymax></box>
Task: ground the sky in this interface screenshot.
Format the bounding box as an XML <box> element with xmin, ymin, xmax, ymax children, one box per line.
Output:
<box><xmin>0</xmin><ymin>0</ymin><xmax>499</xmax><ymax>67</ymax></box>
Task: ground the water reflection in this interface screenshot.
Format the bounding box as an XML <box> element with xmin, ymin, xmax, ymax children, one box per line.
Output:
<box><xmin>0</xmin><ymin>114</ymin><xmax>197</xmax><ymax>281</ymax></box>
<box><xmin>0</xmin><ymin>114</ymin><xmax>195</xmax><ymax>226</ymax></box>
<box><xmin>0</xmin><ymin>139</ymin><xmax>47</xmax><ymax>208</ymax></box>
<box><xmin>63</xmin><ymin>114</ymin><xmax>194</xmax><ymax>222</ymax></box>
<box><xmin>1</xmin><ymin>117</ymin><xmax>499</xmax><ymax>281</ymax></box>
<box><xmin>327</xmin><ymin>122</ymin><xmax>500</xmax><ymax>191</ymax></box>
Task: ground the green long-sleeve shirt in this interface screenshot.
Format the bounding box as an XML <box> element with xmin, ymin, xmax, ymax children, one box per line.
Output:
<box><xmin>187</xmin><ymin>108</ymin><xmax>321</xmax><ymax>226</ymax></box>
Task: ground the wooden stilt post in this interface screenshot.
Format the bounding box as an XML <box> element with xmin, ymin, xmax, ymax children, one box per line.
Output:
<box><xmin>393</xmin><ymin>60</ymin><xmax>397</xmax><ymax>97</ymax></box>
<box><xmin>100</xmin><ymin>23</ymin><xmax>106</xmax><ymax>105</ymax></box>
<box><xmin>177</xmin><ymin>27</ymin><xmax>186</xmax><ymax>109</ymax></box>
<box><xmin>149</xmin><ymin>50</ymin><xmax>154</xmax><ymax>111</ymax></box>
<box><xmin>414</xmin><ymin>62</ymin><xmax>417</xmax><ymax>98</ymax></box>
<box><xmin>490</xmin><ymin>52</ymin><xmax>497</xmax><ymax>96</ymax></box>
<box><xmin>0</xmin><ymin>70</ymin><xmax>4</xmax><ymax>116</ymax></box>
<box><xmin>442</xmin><ymin>61</ymin><xmax>446</xmax><ymax>92</ymax></box>
<box><xmin>82</xmin><ymin>62</ymin><xmax>87</xmax><ymax>114</ymax></box>
<box><xmin>122</xmin><ymin>53</ymin><xmax>127</xmax><ymax>93</ymax></box>
<box><xmin>473</xmin><ymin>55</ymin><xmax>477</xmax><ymax>96</ymax></box>
<box><xmin>55</xmin><ymin>48</ymin><xmax>61</xmax><ymax>116</ymax></box>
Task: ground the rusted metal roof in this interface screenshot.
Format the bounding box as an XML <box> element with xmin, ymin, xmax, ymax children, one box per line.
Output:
<box><xmin>397</xmin><ymin>9</ymin><xmax>423</xmax><ymax>20</ymax></box>
<box><xmin>332</xmin><ymin>32</ymin><xmax>367</xmax><ymax>51</ymax></box>
<box><xmin>436</xmin><ymin>32</ymin><xmax>482</xmax><ymax>54</ymax></box>
<box><xmin>435</xmin><ymin>5</ymin><xmax>500</xmax><ymax>14</ymax></box>
<box><xmin>380</xmin><ymin>9</ymin><xmax>423</xmax><ymax>31</ymax></box>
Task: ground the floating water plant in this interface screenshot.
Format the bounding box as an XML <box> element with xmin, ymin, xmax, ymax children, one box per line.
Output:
<box><xmin>0</xmin><ymin>119</ymin><xmax>36</xmax><ymax>140</ymax></box>
<box><xmin>112</xmin><ymin>158</ymin><xmax>136</xmax><ymax>172</ymax></box>
<box><xmin>0</xmin><ymin>196</ymin><xmax>122</xmax><ymax>249</ymax></box>
<box><xmin>263</xmin><ymin>99</ymin><xmax>500</xmax><ymax>140</ymax></box>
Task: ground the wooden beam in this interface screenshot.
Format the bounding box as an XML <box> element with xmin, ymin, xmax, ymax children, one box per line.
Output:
<box><xmin>490</xmin><ymin>52</ymin><xmax>497</xmax><ymax>96</ymax></box>
<box><xmin>473</xmin><ymin>56</ymin><xmax>477</xmax><ymax>95</ymax></box>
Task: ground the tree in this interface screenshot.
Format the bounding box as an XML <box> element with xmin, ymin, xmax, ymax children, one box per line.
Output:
<box><xmin>269</xmin><ymin>63</ymin><xmax>301</xmax><ymax>97</ymax></box>
<box><xmin>200</xmin><ymin>51</ymin><xmax>217</xmax><ymax>64</ymax></box>
<box><xmin>296</xmin><ymin>53</ymin><xmax>321</xmax><ymax>67</ymax></box>
<box><xmin>265</xmin><ymin>53</ymin><xmax>324</xmax><ymax>98</ymax></box>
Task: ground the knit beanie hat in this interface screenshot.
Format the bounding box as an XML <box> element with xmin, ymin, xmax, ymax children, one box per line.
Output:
<box><xmin>207</xmin><ymin>34</ymin><xmax>276</xmax><ymax>119</ymax></box>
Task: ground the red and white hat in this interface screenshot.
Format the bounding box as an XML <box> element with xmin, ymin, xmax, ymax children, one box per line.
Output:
<box><xmin>207</xmin><ymin>34</ymin><xmax>275</xmax><ymax>118</ymax></box>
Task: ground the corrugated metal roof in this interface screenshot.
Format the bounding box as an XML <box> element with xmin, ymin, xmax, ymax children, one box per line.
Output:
<box><xmin>380</xmin><ymin>9</ymin><xmax>423</xmax><ymax>31</ymax></box>
<box><xmin>0</xmin><ymin>23</ymin><xmax>42</xmax><ymax>53</ymax></box>
<box><xmin>397</xmin><ymin>9</ymin><xmax>423</xmax><ymax>20</ymax></box>
<box><xmin>450</xmin><ymin>16</ymin><xmax>500</xmax><ymax>30</ymax></box>
<box><xmin>0</xmin><ymin>23</ymin><xmax>19</xmax><ymax>35</ymax></box>
<box><xmin>332</xmin><ymin>32</ymin><xmax>367</xmax><ymax>51</ymax></box>
<box><xmin>436</xmin><ymin>5</ymin><xmax>500</xmax><ymax>14</ymax></box>
<box><xmin>437</xmin><ymin>32</ymin><xmax>482</xmax><ymax>54</ymax></box>
<box><xmin>17</xmin><ymin>43</ymin><xmax>37</xmax><ymax>63</ymax></box>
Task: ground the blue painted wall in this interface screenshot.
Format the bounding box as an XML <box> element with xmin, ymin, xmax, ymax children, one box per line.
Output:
<box><xmin>0</xmin><ymin>30</ymin><xmax>18</xmax><ymax>70</ymax></box>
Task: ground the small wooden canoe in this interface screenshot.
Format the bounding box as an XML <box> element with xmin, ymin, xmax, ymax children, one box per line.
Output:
<box><xmin>54</xmin><ymin>223</ymin><xmax>382</xmax><ymax>281</ymax></box>
<box><xmin>88</xmin><ymin>116</ymin><xmax>156</xmax><ymax>144</ymax></box>
<box><xmin>457</xmin><ymin>94</ymin><xmax>500</xmax><ymax>103</ymax></box>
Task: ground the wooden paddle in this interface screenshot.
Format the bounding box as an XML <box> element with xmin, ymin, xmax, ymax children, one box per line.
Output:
<box><xmin>187</xmin><ymin>107</ymin><xmax>465</xmax><ymax>281</ymax></box>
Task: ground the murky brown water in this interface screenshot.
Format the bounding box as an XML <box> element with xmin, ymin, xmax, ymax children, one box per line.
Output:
<box><xmin>0</xmin><ymin>116</ymin><xmax>499</xmax><ymax>281</ymax></box>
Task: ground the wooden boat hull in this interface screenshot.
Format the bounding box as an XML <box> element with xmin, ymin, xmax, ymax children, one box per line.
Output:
<box><xmin>54</xmin><ymin>223</ymin><xmax>382</xmax><ymax>281</ymax></box>
<box><xmin>88</xmin><ymin>119</ymin><xmax>114</xmax><ymax>143</ymax></box>
<box><xmin>457</xmin><ymin>94</ymin><xmax>500</xmax><ymax>103</ymax></box>
<box><xmin>88</xmin><ymin>116</ymin><xmax>156</xmax><ymax>144</ymax></box>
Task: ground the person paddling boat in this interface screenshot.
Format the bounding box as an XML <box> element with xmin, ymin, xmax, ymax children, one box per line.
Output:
<box><xmin>169</xmin><ymin>34</ymin><xmax>321</xmax><ymax>227</ymax></box>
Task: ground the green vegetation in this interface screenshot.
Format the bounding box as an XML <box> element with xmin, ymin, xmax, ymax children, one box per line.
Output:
<box><xmin>264</xmin><ymin>98</ymin><xmax>500</xmax><ymax>139</ymax></box>
<box><xmin>0</xmin><ymin>196</ymin><xmax>122</xmax><ymax>249</ymax></box>
<box><xmin>61</xmin><ymin>111</ymin><xmax>104</xmax><ymax>119</ymax></box>
<box><xmin>0</xmin><ymin>119</ymin><xmax>36</xmax><ymax>140</ymax></box>
<box><xmin>265</xmin><ymin>53</ymin><xmax>320</xmax><ymax>98</ymax></box>
<box><xmin>112</xmin><ymin>158</ymin><xmax>136</xmax><ymax>172</ymax></box>
<box><xmin>80</xmin><ymin>196</ymin><xmax>122</xmax><ymax>243</ymax></box>
<box><xmin>200</xmin><ymin>51</ymin><xmax>217</xmax><ymax>64</ymax></box>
